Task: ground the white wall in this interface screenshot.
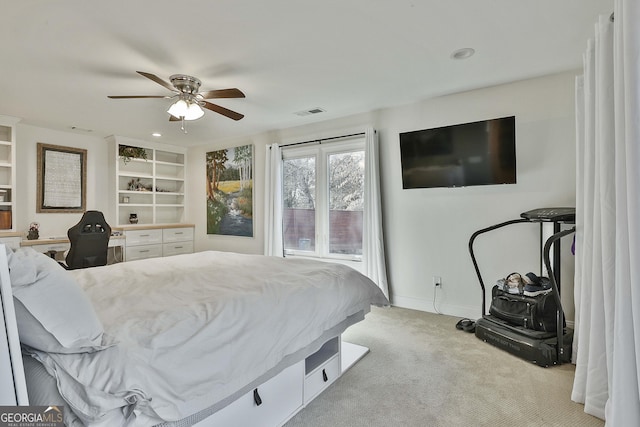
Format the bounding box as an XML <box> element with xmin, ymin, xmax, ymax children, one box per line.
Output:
<box><xmin>15</xmin><ymin>125</ymin><xmax>109</xmax><ymax>237</ymax></box>
<box><xmin>186</xmin><ymin>71</ymin><xmax>578</xmax><ymax>321</ymax></box>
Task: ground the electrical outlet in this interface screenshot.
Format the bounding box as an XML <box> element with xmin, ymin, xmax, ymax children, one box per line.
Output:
<box><xmin>433</xmin><ymin>276</ymin><xmax>442</xmax><ymax>288</ymax></box>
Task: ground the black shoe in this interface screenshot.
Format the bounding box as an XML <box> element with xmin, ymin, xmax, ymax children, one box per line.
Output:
<box><xmin>523</xmin><ymin>272</ymin><xmax>552</xmax><ymax>296</ymax></box>
<box><xmin>455</xmin><ymin>318</ymin><xmax>476</xmax><ymax>333</ymax></box>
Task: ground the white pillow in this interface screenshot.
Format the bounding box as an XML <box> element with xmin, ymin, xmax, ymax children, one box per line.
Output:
<box><xmin>7</xmin><ymin>247</ymin><xmax>113</xmax><ymax>353</ymax></box>
<box><xmin>5</xmin><ymin>245</ymin><xmax>37</xmax><ymax>286</ymax></box>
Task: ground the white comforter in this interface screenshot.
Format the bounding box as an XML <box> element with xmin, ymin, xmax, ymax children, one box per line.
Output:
<box><xmin>31</xmin><ymin>251</ymin><xmax>388</xmax><ymax>425</ymax></box>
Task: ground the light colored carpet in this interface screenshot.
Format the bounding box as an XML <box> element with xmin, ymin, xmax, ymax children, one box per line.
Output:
<box><xmin>285</xmin><ymin>306</ymin><xmax>604</xmax><ymax>427</ymax></box>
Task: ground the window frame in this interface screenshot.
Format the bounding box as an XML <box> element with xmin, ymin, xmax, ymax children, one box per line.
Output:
<box><xmin>282</xmin><ymin>137</ymin><xmax>365</xmax><ymax>261</ymax></box>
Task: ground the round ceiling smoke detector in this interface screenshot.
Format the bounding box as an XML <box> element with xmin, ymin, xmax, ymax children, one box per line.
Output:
<box><xmin>451</xmin><ymin>48</ymin><xmax>476</xmax><ymax>60</ymax></box>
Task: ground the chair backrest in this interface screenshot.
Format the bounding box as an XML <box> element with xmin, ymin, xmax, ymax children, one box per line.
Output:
<box><xmin>65</xmin><ymin>210</ymin><xmax>111</xmax><ymax>270</ymax></box>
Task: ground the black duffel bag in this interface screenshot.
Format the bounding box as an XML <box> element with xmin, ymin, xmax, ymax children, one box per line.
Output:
<box><xmin>489</xmin><ymin>285</ymin><xmax>558</xmax><ymax>332</ymax></box>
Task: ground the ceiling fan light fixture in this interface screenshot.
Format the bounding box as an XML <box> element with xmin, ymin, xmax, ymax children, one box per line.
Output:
<box><xmin>168</xmin><ymin>97</ymin><xmax>204</xmax><ymax>121</ymax></box>
<box><xmin>184</xmin><ymin>103</ymin><xmax>204</xmax><ymax>120</ymax></box>
<box><xmin>167</xmin><ymin>99</ymin><xmax>189</xmax><ymax>118</ymax></box>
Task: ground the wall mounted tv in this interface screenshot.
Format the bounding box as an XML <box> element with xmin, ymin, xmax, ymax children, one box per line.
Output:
<box><xmin>399</xmin><ymin>116</ymin><xmax>516</xmax><ymax>189</ymax></box>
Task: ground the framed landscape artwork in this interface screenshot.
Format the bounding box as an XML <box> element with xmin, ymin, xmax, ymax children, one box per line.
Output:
<box><xmin>206</xmin><ymin>144</ymin><xmax>253</xmax><ymax>237</ymax></box>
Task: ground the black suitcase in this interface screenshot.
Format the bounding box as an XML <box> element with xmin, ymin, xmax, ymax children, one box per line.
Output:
<box><xmin>475</xmin><ymin>316</ymin><xmax>572</xmax><ymax>367</ymax></box>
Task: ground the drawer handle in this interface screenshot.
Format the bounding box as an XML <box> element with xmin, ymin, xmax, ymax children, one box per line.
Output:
<box><xmin>174</xmin><ymin>232</ymin><xmax>184</xmax><ymax>235</ymax></box>
<box><xmin>139</xmin><ymin>250</ymin><xmax>150</xmax><ymax>253</ymax></box>
<box><xmin>140</xmin><ymin>234</ymin><xmax>150</xmax><ymax>237</ymax></box>
<box><xmin>322</xmin><ymin>368</ymin><xmax>328</xmax><ymax>382</ymax></box>
<box><xmin>253</xmin><ymin>388</ymin><xmax>262</xmax><ymax>406</ymax></box>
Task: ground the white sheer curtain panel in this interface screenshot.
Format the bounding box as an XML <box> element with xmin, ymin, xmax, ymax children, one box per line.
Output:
<box><xmin>572</xmin><ymin>17</ymin><xmax>615</xmax><ymax>420</ymax></box>
<box><xmin>609</xmin><ymin>1</ymin><xmax>640</xmax><ymax>424</ymax></box>
<box><xmin>363</xmin><ymin>128</ymin><xmax>389</xmax><ymax>299</ymax></box>
<box><xmin>264</xmin><ymin>144</ymin><xmax>284</xmax><ymax>257</ymax></box>
<box><xmin>573</xmin><ymin>3</ymin><xmax>640</xmax><ymax>425</ymax></box>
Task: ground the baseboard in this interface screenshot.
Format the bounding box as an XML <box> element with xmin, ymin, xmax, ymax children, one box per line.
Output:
<box><xmin>390</xmin><ymin>295</ymin><xmax>577</xmax><ymax>327</ymax></box>
<box><xmin>391</xmin><ymin>295</ymin><xmax>480</xmax><ymax>320</ymax></box>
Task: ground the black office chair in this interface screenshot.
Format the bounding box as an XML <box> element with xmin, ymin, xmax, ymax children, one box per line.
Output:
<box><xmin>64</xmin><ymin>210</ymin><xmax>111</xmax><ymax>270</ymax></box>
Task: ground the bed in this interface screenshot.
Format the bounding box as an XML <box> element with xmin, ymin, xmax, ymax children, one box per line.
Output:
<box><xmin>1</xmin><ymin>246</ymin><xmax>388</xmax><ymax>426</ymax></box>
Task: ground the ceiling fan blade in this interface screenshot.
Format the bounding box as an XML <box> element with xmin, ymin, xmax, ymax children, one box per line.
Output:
<box><xmin>108</xmin><ymin>95</ymin><xmax>169</xmax><ymax>99</ymax></box>
<box><xmin>136</xmin><ymin>71</ymin><xmax>176</xmax><ymax>92</ymax></box>
<box><xmin>169</xmin><ymin>115</ymin><xmax>180</xmax><ymax>121</ymax></box>
<box><xmin>199</xmin><ymin>88</ymin><xmax>245</xmax><ymax>99</ymax></box>
<box><xmin>202</xmin><ymin>101</ymin><xmax>244</xmax><ymax>121</ymax></box>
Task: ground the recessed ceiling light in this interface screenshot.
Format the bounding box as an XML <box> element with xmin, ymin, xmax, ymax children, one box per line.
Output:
<box><xmin>451</xmin><ymin>48</ymin><xmax>475</xmax><ymax>60</ymax></box>
<box><xmin>152</xmin><ymin>132</ymin><xmax>162</xmax><ymax>137</ymax></box>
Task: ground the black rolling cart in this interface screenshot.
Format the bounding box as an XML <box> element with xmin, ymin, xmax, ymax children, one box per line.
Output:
<box><xmin>468</xmin><ymin>208</ymin><xmax>576</xmax><ymax>366</ymax></box>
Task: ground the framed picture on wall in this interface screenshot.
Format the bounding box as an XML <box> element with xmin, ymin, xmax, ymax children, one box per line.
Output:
<box><xmin>205</xmin><ymin>144</ymin><xmax>253</xmax><ymax>237</ymax></box>
<box><xmin>36</xmin><ymin>143</ymin><xmax>87</xmax><ymax>213</ymax></box>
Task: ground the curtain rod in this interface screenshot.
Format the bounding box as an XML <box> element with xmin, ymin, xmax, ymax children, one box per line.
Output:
<box><xmin>279</xmin><ymin>131</ymin><xmax>367</xmax><ymax>148</ymax></box>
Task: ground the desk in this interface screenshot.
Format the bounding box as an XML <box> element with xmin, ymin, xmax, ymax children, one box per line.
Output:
<box><xmin>3</xmin><ymin>223</ymin><xmax>194</xmax><ymax>263</ymax></box>
<box><xmin>20</xmin><ymin>235</ymin><xmax>126</xmax><ymax>263</ymax></box>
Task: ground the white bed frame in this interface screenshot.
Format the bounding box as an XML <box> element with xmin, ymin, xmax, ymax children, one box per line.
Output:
<box><xmin>0</xmin><ymin>244</ymin><xmax>29</xmax><ymax>405</ymax></box>
<box><xmin>0</xmin><ymin>244</ymin><xmax>369</xmax><ymax>425</ymax></box>
<box><xmin>194</xmin><ymin>338</ymin><xmax>368</xmax><ymax>427</ymax></box>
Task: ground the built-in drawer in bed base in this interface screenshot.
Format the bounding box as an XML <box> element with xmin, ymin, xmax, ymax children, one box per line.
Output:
<box><xmin>194</xmin><ymin>337</ymin><xmax>368</xmax><ymax>427</ymax></box>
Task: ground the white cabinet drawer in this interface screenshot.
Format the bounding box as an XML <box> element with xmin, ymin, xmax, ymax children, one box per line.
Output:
<box><xmin>123</xmin><ymin>226</ymin><xmax>193</xmax><ymax>262</ymax></box>
<box><xmin>162</xmin><ymin>227</ymin><xmax>194</xmax><ymax>243</ymax></box>
<box><xmin>162</xmin><ymin>241</ymin><xmax>193</xmax><ymax>257</ymax></box>
<box><xmin>200</xmin><ymin>361</ymin><xmax>303</xmax><ymax>427</ymax></box>
<box><xmin>125</xmin><ymin>229</ymin><xmax>163</xmax><ymax>246</ymax></box>
<box><xmin>304</xmin><ymin>354</ymin><xmax>340</xmax><ymax>404</ymax></box>
<box><xmin>125</xmin><ymin>244</ymin><xmax>162</xmax><ymax>261</ymax></box>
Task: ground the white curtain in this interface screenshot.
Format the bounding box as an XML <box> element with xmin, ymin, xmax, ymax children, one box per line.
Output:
<box><xmin>363</xmin><ymin>128</ymin><xmax>389</xmax><ymax>299</ymax></box>
<box><xmin>264</xmin><ymin>144</ymin><xmax>283</xmax><ymax>256</ymax></box>
<box><xmin>573</xmin><ymin>3</ymin><xmax>640</xmax><ymax>425</ymax></box>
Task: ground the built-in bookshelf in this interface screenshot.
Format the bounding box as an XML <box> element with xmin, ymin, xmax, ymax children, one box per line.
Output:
<box><xmin>0</xmin><ymin>116</ymin><xmax>19</xmax><ymax>231</ymax></box>
<box><xmin>107</xmin><ymin>136</ymin><xmax>187</xmax><ymax>226</ymax></box>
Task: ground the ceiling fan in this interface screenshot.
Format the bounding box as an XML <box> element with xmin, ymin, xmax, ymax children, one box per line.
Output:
<box><xmin>108</xmin><ymin>71</ymin><xmax>245</xmax><ymax>124</ymax></box>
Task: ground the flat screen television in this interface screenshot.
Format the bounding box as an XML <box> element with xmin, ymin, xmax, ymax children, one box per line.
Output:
<box><xmin>399</xmin><ymin>116</ymin><xmax>516</xmax><ymax>189</ymax></box>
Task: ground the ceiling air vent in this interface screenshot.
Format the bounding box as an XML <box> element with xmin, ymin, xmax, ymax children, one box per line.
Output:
<box><xmin>294</xmin><ymin>107</ymin><xmax>326</xmax><ymax>117</ymax></box>
<box><xmin>70</xmin><ymin>126</ymin><xmax>94</xmax><ymax>133</ymax></box>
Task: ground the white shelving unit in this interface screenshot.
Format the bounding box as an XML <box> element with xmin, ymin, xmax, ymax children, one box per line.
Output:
<box><xmin>0</xmin><ymin>116</ymin><xmax>18</xmax><ymax>232</ymax></box>
<box><xmin>107</xmin><ymin>136</ymin><xmax>187</xmax><ymax>226</ymax></box>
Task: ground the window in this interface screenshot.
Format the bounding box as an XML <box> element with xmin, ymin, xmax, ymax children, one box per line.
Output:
<box><xmin>282</xmin><ymin>137</ymin><xmax>365</xmax><ymax>260</ymax></box>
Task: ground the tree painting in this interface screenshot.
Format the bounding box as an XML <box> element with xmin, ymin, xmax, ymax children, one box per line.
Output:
<box><xmin>206</xmin><ymin>144</ymin><xmax>253</xmax><ymax>236</ymax></box>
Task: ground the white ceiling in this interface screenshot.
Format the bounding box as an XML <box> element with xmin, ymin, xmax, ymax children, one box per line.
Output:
<box><xmin>1</xmin><ymin>1</ymin><xmax>612</xmax><ymax>146</ymax></box>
